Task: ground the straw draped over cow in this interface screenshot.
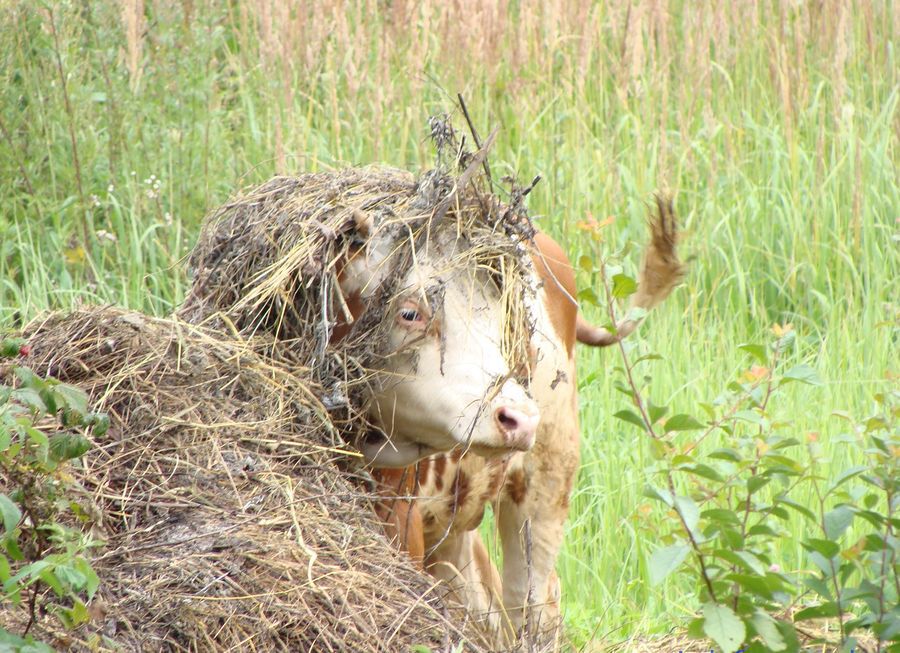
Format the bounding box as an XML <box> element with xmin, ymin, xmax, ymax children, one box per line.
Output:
<box><xmin>179</xmin><ymin>164</ymin><xmax>543</xmax><ymax>464</ymax></box>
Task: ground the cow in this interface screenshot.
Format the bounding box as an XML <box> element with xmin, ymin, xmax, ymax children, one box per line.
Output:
<box><xmin>345</xmin><ymin>195</ymin><xmax>684</xmax><ymax>646</ymax></box>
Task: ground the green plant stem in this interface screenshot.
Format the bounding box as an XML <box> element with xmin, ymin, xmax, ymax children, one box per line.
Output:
<box><xmin>0</xmin><ymin>113</ymin><xmax>34</xmax><ymax>196</ymax></box>
<box><xmin>812</xmin><ymin>478</ymin><xmax>848</xmax><ymax>644</ymax></box>
<box><xmin>46</xmin><ymin>6</ymin><xmax>89</xmax><ymax>252</ymax></box>
<box><xmin>600</xmin><ymin>263</ymin><xmax>719</xmax><ymax>604</ymax></box>
<box><xmin>876</xmin><ymin>485</ymin><xmax>896</xmax><ymax>653</ymax></box>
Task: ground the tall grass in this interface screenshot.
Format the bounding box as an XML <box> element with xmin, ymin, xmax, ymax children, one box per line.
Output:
<box><xmin>1</xmin><ymin>0</ymin><xmax>896</xmax><ymax>644</ymax></box>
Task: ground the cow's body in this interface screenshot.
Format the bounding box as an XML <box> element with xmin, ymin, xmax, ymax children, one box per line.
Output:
<box><xmin>371</xmin><ymin>201</ymin><xmax>683</xmax><ymax>646</ymax></box>
<box><xmin>372</xmin><ymin>230</ymin><xmax>579</xmax><ymax>642</ymax></box>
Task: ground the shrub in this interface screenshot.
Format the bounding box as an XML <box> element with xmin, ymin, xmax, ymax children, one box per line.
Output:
<box><xmin>0</xmin><ymin>338</ymin><xmax>107</xmax><ymax>652</ymax></box>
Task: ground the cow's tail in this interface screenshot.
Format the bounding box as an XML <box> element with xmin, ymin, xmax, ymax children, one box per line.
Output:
<box><xmin>577</xmin><ymin>195</ymin><xmax>685</xmax><ymax>348</ymax></box>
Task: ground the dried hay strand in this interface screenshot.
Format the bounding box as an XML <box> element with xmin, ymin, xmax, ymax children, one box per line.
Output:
<box><xmin>3</xmin><ymin>307</ymin><xmax>488</xmax><ymax>652</ymax></box>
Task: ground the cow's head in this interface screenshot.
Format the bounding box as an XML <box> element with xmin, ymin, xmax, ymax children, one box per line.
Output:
<box><xmin>341</xmin><ymin>216</ymin><xmax>540</xmax><ymax>468</ymax></box>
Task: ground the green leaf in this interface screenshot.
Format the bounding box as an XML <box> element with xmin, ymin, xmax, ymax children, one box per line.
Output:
<box><xmin>25</xmin><ymin>427</ymin><xmax>49</xmax><ymax>462</ymax></box>
<box><xmin>734</xmin><ymin>409</ymin><xmax>764</xmax><ymax>425</ymax></box>
<box><xmin>710</xmin><ymin>447</ymin><xmax>742</xmax><ymax>462</ymax></box>
<box><xmin>55</xmin><ymin>564</ymin><xmax>87</xmax><ymax>590</ymax></box>
<box><xmin>781</xmin><ymin>364</ymin><xmax>822</xmax><ymax>386</ymax></box>
<box><xmin>611</xmin><ymin>273</ymin><xmax>637</xmax><ymax>299</ymax></box>
<box><xmin>794</xmin><ymin>602</ymin><xmax>839</xmax><ymax>621</ymax></box>
<box><xmin>74</xmin><ymin>557</ymin><xmax>100</xmax><ymax>599</ymax></box>
<box><xmin>738</xmin><ymin>343</ymin><xmax>768</xmax><ymax>364</ymax></box>
<box><xmin>747</xmin><ymin>524</ymin><xmax>780</xmax><ymax>538</ymax></box>
<box><xmin>674</xmin><ymin>495</ymin><xmax>700</xmax><ymax>537</ymax></box>
<box><xmin>5</xmin><ymin>535</ymin><xmax>24</xmax><ymax>561</ymax></box>
<box><xmin>649</xmin><ymin>543</ymin><xmax>691</xmax><ymax>586</ymax></box>
<box><xmin>48</xmin><ymin>432</ymin><xmax>92</xmax><ymax>463</ymax></box>
<box><xmin>733</xmin><ymin>550</ymin><xmax>767</xmax><ymax>576</ymax></box>
<box><xmin>747</xmin><ymin>475</ymin><xmax>771</xmax><ymax>494</ymax></box>
<box><xmin>67</xmin><ymin>598</ymin><xmax>90</xmax><ymax>626</ymax></box>
<box><xmin>91</xmin><ymin>413</ymin><xmax>110</xmax><ymax>437</ymax></box>
<box><xmin>803</xmin><ymin>577</ymin><xmax>833</xmax><ymax>600</ymax></box>
<box><xmin>577</xmin><ymin>287</ymin><xmax>600</xmax><ymax>306</ymax></box>
<box><xmin>702</xmin><ymin>602</ymin><xmax>746</xmax><ymax>653</ymax></box>
<box><xmin>803</xmin><ymin>538</ymin><xmax>840</xmax><ymax>558</ymax></box>
<box><xmin>55</xmin><ymin>384</ymin><xmax>89</xmax><ymax>416</ymax></box>
<box><xmin>751</xmin><ymin>609</ymin><xmax>787</xmax><ymax>651</ymax></box>
<box><xmin>665</xmin><ymin>414</ymin><xmax>705</xmax><ymax>431</ymax></box>
<box><xmin>702</xmin><ymin>509</ymin><xmax>741</xmax><ymax>526</ymax></box>
<box><xmin>777</xmin><ymin>497</ymin><xmax>817</xmax><ymax>522</ymax></box>
<box><xmin>11</xmin><ymin>388</ymin><xmax>47</xmax><ymax>413</ymax></box>
<box><xmin>13</xmin><ymin>367</ymin><xmax>45</xmax><ymax>391</ymax></box>
<box><xmin>0</xmin><ymin>338</ymin><xmax>26</xmax><ymax>358</ymax></box>
<box><xmin>681</xmin><ymin>463</ymin><xmax>724</xmax><ymax>482</ymax></box>
<box><xmin>614</xmin><ymin>409</ymin><xmax>645</xmax><ymax>430</ymax></box>
<box><xmin>823</xmin><ymin>505</ymin><xmax>854</xmax><ymax>540</ymax></box>
<box><xmin>726</xmin><ymin>573</ymin><xmax>776</xmax><ymax>599</ymax></box>
<box><xmin>0</xmin><ymin>494</ymin><xmax>21</xmax><ymax>534</ymax></box>
<box><xmin>643</xmin><ymin>485</ymin><xmax>674</xmax><ymax>507</ymax></box>
<box><xmin>39</xmin><ymin>568</ymin><xmax>64</xmax><ymax>597</ymax></box>
<box><xmin>807</xmin><ymin>551</ymin><xmax>835</xmax><ymax>576</ymax></box>
<box><xmin>647</xmin><ymin>401</ymin><xmax>668</xmax><ymax>424</ymax></box>
<box><xmin>826</xmin><ymin>466</ymin><xmax>867</xmax><ymax>496</ymax></box>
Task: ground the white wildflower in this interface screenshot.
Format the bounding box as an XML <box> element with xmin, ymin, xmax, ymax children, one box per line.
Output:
<box><xmin>96</xmin><ymin>229</ymin><xmax>118</xmax><ymax>244</ymax></box>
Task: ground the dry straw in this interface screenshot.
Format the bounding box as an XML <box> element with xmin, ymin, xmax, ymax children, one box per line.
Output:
<box><xmin>6</xmin><ymin>307</ymin><xmax>480</xmax><ymax>651</ymax></box>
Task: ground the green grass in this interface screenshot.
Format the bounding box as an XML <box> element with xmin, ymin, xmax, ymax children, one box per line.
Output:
<box><xmin>1</xmin><ymin>1</ymin><xmax>897</xmax><ymax>646</ymax></box>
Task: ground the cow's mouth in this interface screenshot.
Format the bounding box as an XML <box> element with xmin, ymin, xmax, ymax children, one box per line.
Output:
<box><xmin>356</xmin><ymin>429</ymin><xmax>438</xmax><ymax>468</ymax></box>
<box><xmin>467</xmin><ymin>441</ymin><xmax>531</xmax><ymax>459</ymax></box>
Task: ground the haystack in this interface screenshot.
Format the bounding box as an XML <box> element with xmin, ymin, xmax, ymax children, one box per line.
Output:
<box><xmin>6</xmin><ymin>307</ymin><xmax>486</xmax><ymax>651</ymax></box>
<box><xmin>4</xmin><ymin>122</ymin><xmax>546</xmax><ymax>651</ymax></box>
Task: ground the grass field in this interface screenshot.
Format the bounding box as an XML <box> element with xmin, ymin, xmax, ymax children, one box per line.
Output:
<box><xmin>1</xmin><ymin>1</ymin><xmax>897</xmax><ymax>648</ymax></box>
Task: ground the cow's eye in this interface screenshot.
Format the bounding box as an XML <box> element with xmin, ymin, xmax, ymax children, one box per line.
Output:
<box><xmin>398</xmin><ymin>307</ymin><xmax>422</xmax><ymax>323</ymax></box>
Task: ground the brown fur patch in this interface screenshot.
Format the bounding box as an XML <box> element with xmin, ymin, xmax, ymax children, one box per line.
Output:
<box><xmin>531</xmin><ymin>232</ymin><xmax>578</xmax><ymax>357</ymax></box>
<box><xmin>483</xmin><ymin>459</ymin><xmax>507</xmax><ymax>501</ymax></box>
<box><xmin>505</xmin><ymin>467</ymin><xmax>528</xmax><ymax>505</ymax></box>
<box><xmin>416</xmin><ymin>458</ymin><xmax>430</xmax><ymax>487</ymax></box>
<box><xmin>433</xmin><ymin>454</ymin><xmax>446</xmax><ymax>491</ymax></box>
<box><xmin>450</xmin><ymin>470</ymin><xmax>470</xmax><ymax>510</ymax></box>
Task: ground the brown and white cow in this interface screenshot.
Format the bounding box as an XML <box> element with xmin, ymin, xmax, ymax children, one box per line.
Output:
<box><xmin>344</xmin><ymin>197</ymin><xmax>683</xmax><ymax>646</ymax></box>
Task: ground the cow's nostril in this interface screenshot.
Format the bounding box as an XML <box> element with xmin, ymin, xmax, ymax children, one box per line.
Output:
<box><xmin>496</xmin><ymin>408</ymin><xmax>518</xmax><ymax>431</ymax></box>
<box><xmin>494</xmin><ymin>406</ymin><xmax>539</xmax><ymax>451</ymax></box>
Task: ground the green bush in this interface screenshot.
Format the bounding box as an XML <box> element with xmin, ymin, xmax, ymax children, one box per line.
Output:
<box><xmin>601</xmin><ymin>271</ymin><xmax>899</xmax><ymax>652</ymax></box>
<box><xmin>0</xmin><ymin>338</ymin><xmax>107</xmax><ymax>652</ymax></box>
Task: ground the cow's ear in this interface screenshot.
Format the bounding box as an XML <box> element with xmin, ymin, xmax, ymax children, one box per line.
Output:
<box><xmin>351</xmin><ymin>208</ymin><xmax>374</xmax><ymax>240</ymax></box>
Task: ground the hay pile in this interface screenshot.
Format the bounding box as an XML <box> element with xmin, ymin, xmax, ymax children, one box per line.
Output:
<box><xmin>6</xmin><ymin>307</ymin><xmax>484</xmax><ymax>651</ymax></box>
<box><xmin>3</xmin><ymin>122</ymin><xmax>547</xmax><ymax>651</ymax></box>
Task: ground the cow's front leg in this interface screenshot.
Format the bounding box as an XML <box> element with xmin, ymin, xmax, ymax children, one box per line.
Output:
<box><xmin>495</xmin><ymin>434</ymin><xmax>578</xmax><ymax>645</ymax></box>
<box><xmin>425</xmin><ymin>529</ymin><xmax>505</xmax><ymax>638</ymax></box>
